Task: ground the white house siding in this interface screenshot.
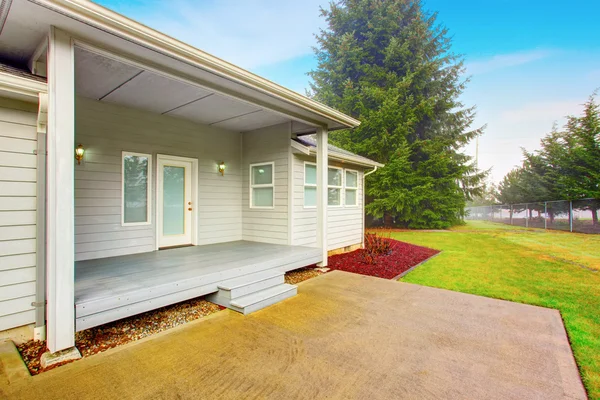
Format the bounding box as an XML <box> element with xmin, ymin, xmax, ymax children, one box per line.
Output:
<box><xmin>292</xmin><ymin>154</ymin><xmax>364</xmax><ymax>250</ymax></box>
<box><xmin>241</xmin><ymin>123</ymin><xmax>290</xmax><ymax>245</ymax></box>
<box><xmin>74</xmin><ymin>97</ymin><xmax>243</xmax><ymax>261</ymax></box>
<box><xmin>0</xmin><ymin>97</ymin><xmax>38</xmax><ymax>331</ymax></box>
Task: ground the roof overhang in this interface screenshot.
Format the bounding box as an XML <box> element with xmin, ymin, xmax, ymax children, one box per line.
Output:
<box><xmin>291</xmin><ymin>139</ymin><xmax>384</xmax><ymax>169</ymax></box>
<box><xmin>0</xmin><ymin>68</ymin><xmax>47</xmax><ymax>102</ymax></box>
<box><xmin>0</xmin><ymin>0</ymin><xmax>361</xmax><ymax>131</ymax></box>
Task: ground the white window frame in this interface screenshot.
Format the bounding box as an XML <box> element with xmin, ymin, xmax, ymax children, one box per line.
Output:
<box><xmin>303</xmin><ymin>161</ymin><xmax>317</xmax><ymax>209</ymax></box>
<box><xmin>249</xmin><ymin>161</ymin><xmax>275</xmax><ymax>209</ymax></box>
<box><xmin>344</xmin><ymin>169</ymin><xmax>359</xmax><ymax>207</ymax></box>
<box><xmin>121</xmin><ymin>151</ymin><xmax>153</xmax><ymax>226</ymax></box>
<box><xmin>328</xmin><ymin>165</ymin><xmax>344</xmax><ymax>208</ymax></box>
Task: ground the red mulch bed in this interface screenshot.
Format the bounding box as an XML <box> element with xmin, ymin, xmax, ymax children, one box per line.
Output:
<box><xmin>327</xmin><ymin>239</ymin><xmax>439</xmax><ymax>279</ymax></box>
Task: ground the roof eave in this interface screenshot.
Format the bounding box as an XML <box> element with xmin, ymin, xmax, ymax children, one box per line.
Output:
<box><xmin>36</xmin><ymin>0</ymin><xmax>361</xmax><ymax>129</ymax></box>
<box><xmin>307</xmin><ymin>148</ymin><xmax>384</xmax><ymax>169</ymax></box>
<box><xmin>0</xmin><ymin>70</ymin><xmax>47</xmax><ymax>101</ymax></box>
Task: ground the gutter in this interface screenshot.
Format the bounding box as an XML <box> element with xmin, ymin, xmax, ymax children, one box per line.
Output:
<box><xmin>309</xmin><ymin>149</ymin><xmax>384</xmax><ymax>169</ymax></box>
<box><xmin>0</xmin><ymin>70</ymin><xmax>47</xmax><ymax>100</ymax></box>
<box><xmin>361</xmin><ymin>165</ymin><xmax>379</xmax><ymax>248</ymax></box>
<box><xmin>32</xmin><ymin>0</ymin><xmax>361</xmax><ymax>129</ymax></box>
<box><xmin>291</xmin><ymin>139</ymin><xmax>383</xmax><ymax>169</ymax></box>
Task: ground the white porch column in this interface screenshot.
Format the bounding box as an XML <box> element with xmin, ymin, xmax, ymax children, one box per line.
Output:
<box><xmin>46</xmin><ymin>27</ymin><xmax>75</xmax><ymax>353</ymax></box>
<box><xmin>316</xmin><ymin>127</ymin><xmax>328</xmax><ymax>266</ymax></box>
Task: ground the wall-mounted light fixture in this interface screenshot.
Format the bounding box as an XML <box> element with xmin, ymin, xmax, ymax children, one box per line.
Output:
<box><xmin>75</xmin><ymin>144</ymin><xmax>85</xmax><ymax>165</ymax></box>
<box><xmin>218</xmin><ymin>161</ymin><xmax>226</xmax><ymax>176</ymax></box>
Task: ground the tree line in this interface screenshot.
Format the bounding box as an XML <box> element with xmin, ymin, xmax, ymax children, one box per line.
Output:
<box><xmin>494</xmin><ymin>94</ymin><xmax>600</xmax><ymax>225</ymax></box>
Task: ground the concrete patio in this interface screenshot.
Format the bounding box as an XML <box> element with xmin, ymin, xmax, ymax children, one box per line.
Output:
<box><xmin>0</xmin><ymin>271</ymin><xmax>586</xmax><ymax>399</ymax></box>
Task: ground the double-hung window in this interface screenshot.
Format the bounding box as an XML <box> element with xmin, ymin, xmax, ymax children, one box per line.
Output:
<box><xmin>328</xmin><ymin>166</ymin><xmax>343</xmax><ymax>206</ymax></box>
<box><xmin>122</xmin><ymin>152</ymin><xmax>152</xmax><ymax>226</ymax></box>
<box><xmin>345</xmin><ymin>170</ymin><xmax>358</xmax><ymax>206</ymax></box>
<box><xmin>250</xmin><ymin>162</ymin><xmax>274</xmax><ymax>208</ymax></box>
<box><xmin>304</xmin><ymin>162</ymin><xmax>317</xmax><ymax>207</ymax></box>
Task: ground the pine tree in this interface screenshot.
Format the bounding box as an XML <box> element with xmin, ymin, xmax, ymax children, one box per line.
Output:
<box><xmin>561</xmin><ymin>94</ymin><xmax>600</xmax><ymax>225</ymax></box>
<box><xmin>309</xmin><ymin>0</ymin><xmax>486</xmax><ymax>228</ymax></box>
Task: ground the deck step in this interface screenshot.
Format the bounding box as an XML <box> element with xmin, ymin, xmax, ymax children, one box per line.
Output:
<box><xmin>229</xmin><ymin>284</ymin><xmax>297</xmax><ymax>315</ymax></box>
<box><xmin>217</xmin><ymin>270</ymin><xmax>284</xmax><ymax>299</ymax></box>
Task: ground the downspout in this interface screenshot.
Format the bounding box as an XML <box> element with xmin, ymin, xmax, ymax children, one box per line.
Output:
<box><xmin>34</xmin><ymin>92</ymin><xmax>48</xmax><ymax>341</ymax></box>
<box><xmin>361</xmin><ymin>166</ymin><xmax>378</xmax><ymax>248</ymax></box>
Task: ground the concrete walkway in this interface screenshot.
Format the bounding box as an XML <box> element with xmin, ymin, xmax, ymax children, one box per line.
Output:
<box><xmin>1</xmin><ymin>271</ymin><xmax>586</xmax><ymax>399</ymax></box>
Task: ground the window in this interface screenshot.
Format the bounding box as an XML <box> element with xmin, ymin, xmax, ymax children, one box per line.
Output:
<box><xmin>345</xmin><ymin>170</ymin><xmax>358</xmax><ymax>206</ymax></box>
<box><xmin>250</xmin><ymin>162</ymin><xmax>274</xmax><ymax>208</ymax></box>
<box><xmin>304</xmin><ymin>162</ymin><xmax>317</xmax><ymax>207</ymax></box>
<box><xmin>328</xmin><ymin>167</ymin><xmax>343</xmax><ymax>206</ymax></box>
<box><xmin>304</xmin><ymin>164</ymin><xmax>348</xmax><ymax>207</ymax></box>
<box><xmin>122</xmin><ymin>152</ymin><xmax>152</xmax><ymax>225</ymax></box>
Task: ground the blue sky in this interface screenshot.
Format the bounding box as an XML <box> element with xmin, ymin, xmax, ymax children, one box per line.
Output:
<box><xmin>96</xmin><ymin>0</ymin><xmax>600</xmax><ymax>183</ymax></box>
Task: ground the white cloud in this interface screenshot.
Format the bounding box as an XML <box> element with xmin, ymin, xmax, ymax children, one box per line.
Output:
<box><xmin>126</xmin><ymin>0</ymin><xmax>328</xmax><ymax>69</ymax></box>
<box><xmin>465</xmin><ymin>49</ymin><xmax>554</xmax><ymax>75</ymax></box>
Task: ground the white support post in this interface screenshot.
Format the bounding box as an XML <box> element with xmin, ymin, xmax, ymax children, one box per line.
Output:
<box><xmin>46</xmin><ymin>27</ymin><xmax>75</xmax><ymax>353</ymax></box>
<box><xmin>316</xmin><ymin>127</ymin><xmax>328</xmax><ymax>267</ymax></box>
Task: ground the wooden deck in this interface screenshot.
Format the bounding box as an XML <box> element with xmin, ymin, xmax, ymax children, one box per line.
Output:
<box><xmin>74</xmin><ymin>241</ymin><xmax>322</xmax><ymax>331</ymax></box>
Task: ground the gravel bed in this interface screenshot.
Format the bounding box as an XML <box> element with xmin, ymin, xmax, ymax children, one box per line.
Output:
<box><xmin>18</xmin><ymin>297</ymin><xmax>222</xmax><ymax>375</ymax></box>
<box><xmin>17</xmin><ymin>269</ymin><xmax>325</xmax><ymax>375</ymax></box>
<box><xmin>285</xmin><ymin>267</ymin><xmax>324</xmax><ymax>284</ymax></box>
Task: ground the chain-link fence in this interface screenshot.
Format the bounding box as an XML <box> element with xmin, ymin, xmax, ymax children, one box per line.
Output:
<box><xmin>466</xmin><ymin>199</ymin><xmax>600</xmax><ymax>234</ymax></box>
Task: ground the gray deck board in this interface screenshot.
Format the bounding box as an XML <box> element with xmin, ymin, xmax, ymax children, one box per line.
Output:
<box><xmin>74</xmin><ymin>241</ymin><xmax>322</xmax><ymax>331</ymax></box>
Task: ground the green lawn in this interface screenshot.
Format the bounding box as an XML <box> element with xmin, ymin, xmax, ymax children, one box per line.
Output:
<box><xmin>391</xmin><ymin>221</ymin><xmax>600</xmax><ymax>399</ymax></box>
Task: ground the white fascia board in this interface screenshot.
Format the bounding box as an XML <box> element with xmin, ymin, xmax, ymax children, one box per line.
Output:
<box><xmin>34</xmin><ymin>0</ymin><xmax>361</xmax><ymax>130</ymax></box>
<box><xmin>290</xmin><ymin>139</ymin><xmax>311</xmax><ymax>155</ymax></box>
<box><xmin>307</xmin><ymin>148</ymin><xmax>384</xmax><ymax>169</ymax></box>
<box><xmin>0</xmin><ymin>71</ymin><xmax>47</xmax><ymax>101</ymax></box>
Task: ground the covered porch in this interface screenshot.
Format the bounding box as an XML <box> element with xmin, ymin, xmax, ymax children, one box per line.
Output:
<box><xmin>75</xmin><ymin>241</ymin><xmax>322</xmax><ymax>331</ymax></box>
<box><xmin>0</xmin><ymin>0</ymin><xmax>357</xmax><ymax>353</ymax></box>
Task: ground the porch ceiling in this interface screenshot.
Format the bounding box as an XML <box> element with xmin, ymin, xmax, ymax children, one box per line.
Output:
<box><xmin>75</xmin><ymin>47</ymin><xmax>290</xmax><ymax>132</ymax></box>
<box><xmin>0</xmin><ymin>0</ymin><xmax>358</xmax><ymax>132</ymax></box>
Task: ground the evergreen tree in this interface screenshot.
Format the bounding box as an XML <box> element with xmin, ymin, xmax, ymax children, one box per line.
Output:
<box><xmin>309</xmin><ymin>0</ymin><xmax>486</xmax><ymax>228</ymax></box>
<box><xmin>561</xmin><ymin>94</ymin><xmax>600</xmax><ymax>225</ymax></box>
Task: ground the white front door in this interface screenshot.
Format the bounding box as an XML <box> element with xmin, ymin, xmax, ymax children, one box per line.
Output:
<box><xmin>157</xmin><ymin>155</ymin><xmax>195</xmax><ymax>248</ymax></box>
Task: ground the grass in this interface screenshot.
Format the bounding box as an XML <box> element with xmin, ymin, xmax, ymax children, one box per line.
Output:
<box><xmin>390</xmin><ymin>221</ymin><xmax>600</xmax><ymax>399</ymax></box>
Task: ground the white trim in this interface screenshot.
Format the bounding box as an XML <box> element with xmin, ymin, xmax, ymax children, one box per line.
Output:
<box><xmin>28</xmin><ymin>37</ymin><xmax>49</xmax><ymax>76</ymax></box>
<box><xmin>287</xmin><ymin>123</ymin><xmax>294</xmax><ymax>245</ymax></box>
<box><xmin>35</xmin><ymin>0</ymin><xmax>360</xmax><ymax>129</ymax></box>
<box><xmin>327</xmin><ymin>166</ymin><xmax>343</xmax><ymax>208</ymax></box>
<box><xmin>291</xmin><ymin>139</ymin><xmax>310</xmax><ymax>155</ymax></box>
<box><xmin>303</xmin><ymin>161</ymin><xmax>317</xmax><ymax>209</ymax></box>
<box><xmin>121</xmin><ymin>151</ymin><xmax>153</xmax><ymax>227</ymax></box>
<box><xmin>316</xmin><ymin>128</ymin><xmax>328</xmax><ymax>266</ymax></box>
<box><xmin>155</xmin><ymin>154</ymin><xmax>199</xmax><ymax>249</ymax></box>
<box><xmin>0</xmin><ymin>71</ymin><xmax>47</xmax><ymax>102</ymax></box>
<box><xmin>307</xmin><ymin>148</ymin><xmax>384</xmax><ymax>168</ymax></box>
<box><xmin>344</xmin><ymin>169</ymin><xmax>359</xmax><ymax>207</ymax></box>
<box><xmin>249</xmin><ymin>161</ymin><xmax>275</xmax><ymax>209</ymax></box>
<box><xmin>46</xmin><ymin>27</ymin><xmax>75</xmax><ymax>353</ymax></box>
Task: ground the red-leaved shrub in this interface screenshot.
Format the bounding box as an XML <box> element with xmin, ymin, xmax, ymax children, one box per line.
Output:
<box><xmin>363</xmin><ymin>232</ymin><xmax>392</xmax><ymax>264</ymax></box>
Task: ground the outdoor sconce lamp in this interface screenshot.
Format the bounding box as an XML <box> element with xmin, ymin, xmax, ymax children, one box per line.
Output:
<box><xmin>218</xmin><ymin>161</ymin><xmax>226</xmax><ymax>176</ymax></box>
<box><xmin>75</xmin><ymin>144</ymin><xmax>85</xmax><ymax>165</ymax></box>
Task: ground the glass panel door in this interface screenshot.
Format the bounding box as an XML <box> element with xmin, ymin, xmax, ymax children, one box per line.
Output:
<box><xmin>157</xmin><ymin>156</ymin><xmax>194</xmax><ymax>248</ymax></box>
<box><xmin>162</xmin><ymin>166</ymin><xmax>185</xmax><ymax>235</ymax></box>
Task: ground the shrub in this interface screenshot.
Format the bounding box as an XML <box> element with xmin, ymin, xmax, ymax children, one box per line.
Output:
<box><xmin>363</xmin><ymin>232</ymin><xmax>392</xmax><ymax>264</ymax></box>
